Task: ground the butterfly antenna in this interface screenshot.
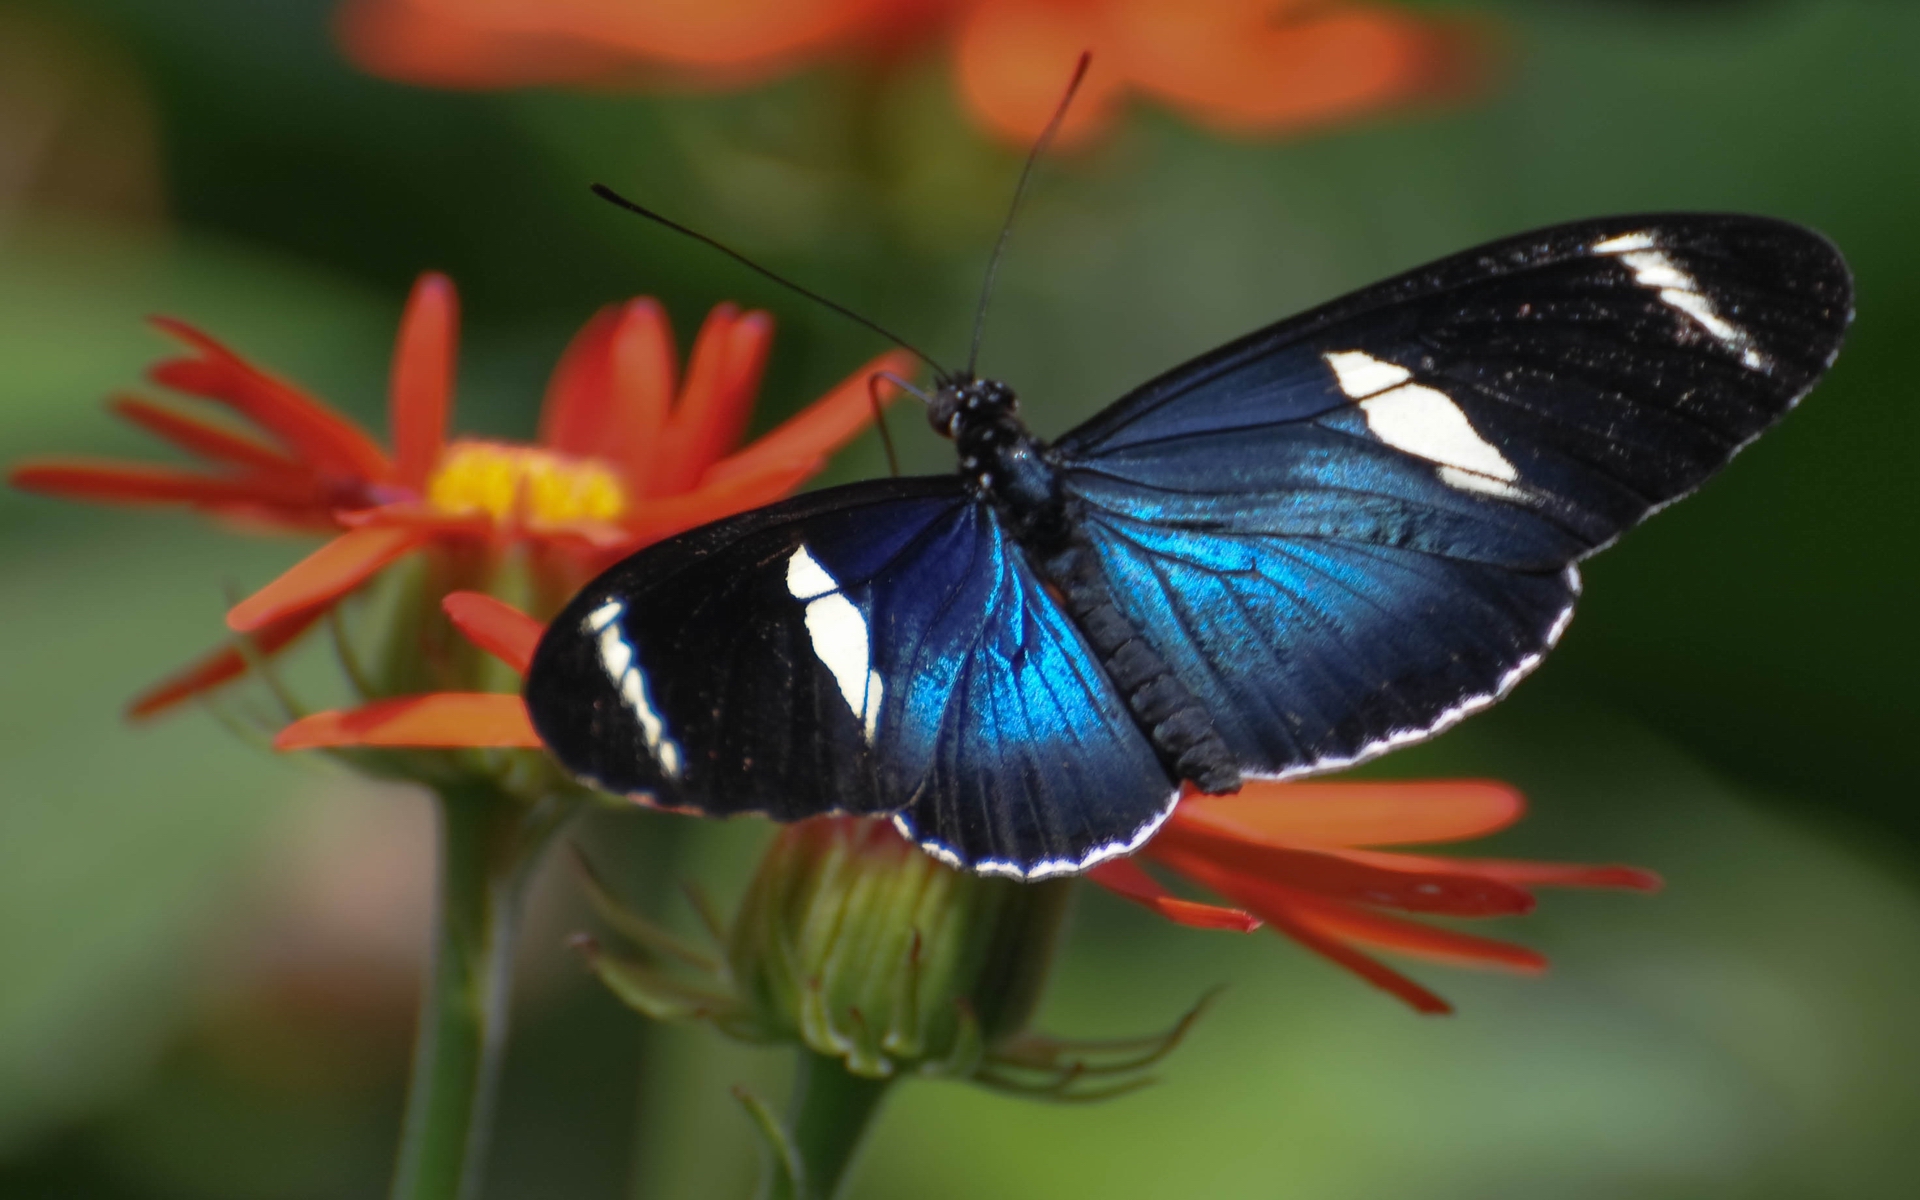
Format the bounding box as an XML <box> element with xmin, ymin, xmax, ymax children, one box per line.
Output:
<box><xmin>591</xmin><ymin>183</ymin><xmax>951</xmax><ymax>381</ymax></box>
<box><xmin>965</xmin><ymin>51</ymin><xmax>1092</xmax><ymax>380</ymax></box>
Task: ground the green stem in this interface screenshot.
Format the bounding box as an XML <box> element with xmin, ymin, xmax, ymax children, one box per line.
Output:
<box><xmin>390</xmin><ymin>783</ymin><xmax>570</xmax><ymax>1200</ymax></box>
<box><xmin>760</xmin><ymin>1051</ymin><xmax>894</xmax><ymax>1200</ymax></box>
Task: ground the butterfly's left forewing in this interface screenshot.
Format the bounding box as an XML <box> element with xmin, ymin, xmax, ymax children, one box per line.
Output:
<box><xmin>1053</xmin><ymin>213</ymin><xmax>1851</xmax><ymax>780</ymax></box>
<box><xmin>526</xmin><ymin>476</ymin><xmax>1174</xmax><ymax>874</ymax></box>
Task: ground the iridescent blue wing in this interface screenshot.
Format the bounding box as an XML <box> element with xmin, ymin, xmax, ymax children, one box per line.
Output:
<box><xmin>523</xmin><ymin>476</ymin><xmax>1172</xmax><ymax>875</ymax></box>
<box><xmin>1053</xmin><ymin>213</ymin><xmax>1852</xmax><ymax>778</ymax></box>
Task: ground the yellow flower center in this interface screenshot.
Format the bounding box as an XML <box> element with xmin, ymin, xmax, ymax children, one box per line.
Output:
<box><xmin>425</xmin><ymin>440</ymin><xmax>627</xmax><ymax>526</ymax></box>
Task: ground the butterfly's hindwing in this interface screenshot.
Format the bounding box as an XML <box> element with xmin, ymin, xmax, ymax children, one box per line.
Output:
<box><xmin>891</xmin><ymin>519</ymin><xmax>1178</xmax><ymax>877</ymax></box>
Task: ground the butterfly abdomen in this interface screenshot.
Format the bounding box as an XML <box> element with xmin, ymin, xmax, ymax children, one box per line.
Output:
<box><xmin>948</xmin><ymin>376</ymin><xmax>1243</xmax><ymax>797</ymax></box>
<box><xmin>1036</xmin><ymin>534</ymin><xmax>1241</xmax><ymax>795</ymax></box>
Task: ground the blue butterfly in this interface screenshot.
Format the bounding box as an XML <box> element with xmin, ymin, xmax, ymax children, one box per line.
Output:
<box><xmin>525</xmin><ymin>213</ymin><xmax>1851</xmax><ymax>878</ymax></box>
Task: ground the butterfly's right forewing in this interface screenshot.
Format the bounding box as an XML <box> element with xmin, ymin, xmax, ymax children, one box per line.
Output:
<box><xmin>1052</xmin><ymin>213</ymin><xmax>1852</xmax><ymax>781</ymax></box>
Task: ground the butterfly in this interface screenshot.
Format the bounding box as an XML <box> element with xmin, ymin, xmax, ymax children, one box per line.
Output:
<box><xmin>524</xmin><ymin>213</ymin><xmax>1851</xmax><ymax>878</ymax></box>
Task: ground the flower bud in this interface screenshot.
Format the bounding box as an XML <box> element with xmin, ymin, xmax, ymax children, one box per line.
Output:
<box><xmin>728</xmin><ymin>817</ymin><xmax>1070</xmax><ymax>1078</ymax></box>
<box><xmin>576</xmin><ymin>816</ymin><xmax>1212</xmax><ymax>1097</ymax></box>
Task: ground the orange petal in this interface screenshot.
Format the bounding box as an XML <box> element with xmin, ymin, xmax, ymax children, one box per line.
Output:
<box><xmin>9</xmin><ymin>459</ymin><xmax>321</xmax><ymax>515</ymax></box>
<box><xmin>1259</xmin><ymin>897</ymin><xmax>1454</xmax><ymax>1014</ymax></box>
<box><xmin>651</xmin><ymin>305</ymin><xmax>769</xmax><ymax>494</ymax></box>
<box><xmin>1174</xmin><ymin>779</ymin><xmax>1525</xmax><ymax>848</ymax></box>
<box><xmin>127</xmin><ymin>606</ymin><xmax>329</xmax><ymax>720</ymax></box>
<box><xmin>227</xmin><ymin>525</ymin><xmax>424</xmax><ymax>632</ymax></box>
<box><xmin>442</xmin><ymin>591</ymin><xmax>543</xmax><ymax>676</ymax></box>
<box><xmin>336</xmin><ymin>0</ymin><xmax>638</xmax><ymax>89</ymax></box>
<box><xmin>391</xmin><ymin>273</ymin><xmax>458</xmax><ymax>490</ymax></box>
<box><xmin>953</xmin><ymin>0</ymin><xmax>1127</xmax><ymax>146</ymax></box>
<box><xmin>335</xmin><ymin>501</ymin><xmax>494</xmax><ymax>538</ymax></box>
<box><xmin>1113</xmin><ymin>2</ymin><xmax>1462</xmax><ymax>135</ymax></box>
<box><xmin>599</xmin><ymin>298</ymin><xmax>679</xmax><ymax>492</ymax></box>
<box><xmin>621</xmin><ymin>460</ymin><xmax>815</xmax><ymax>547</ymax></box>
<box><xmin>1168</xmin><ymin>850</ymin><xmax>1453</xmax><ymax>1013</ymax></box>
<box><xmin>1278</xmin><ymin>888</ymin><xmax>1546</xmax><ymax>974</ymax></box>
<box><xmin>1458</xmin><ymin>859</ymin><xmax>1663</xmax><ymax>893</ymax></box>
<box><xmin>701</xmin><ymin>349</ymin><xmax>917</xmax><ymax>488</ymax></box>
<box><xmin>275</xmin><ymin>692</ymin><xmax>544</xmax><ymax>750</ymax></box>
<box><xmin>539</xmin><ymin>303</ymin><xmax>623</xmax><ymax>455</ymax></box>
<box><xmin>1087</xmin><ymin>859</ymin><xmax>1260</xmax><ymax>932</ymax></box>
<box><xmin>111</xmin><ymin>395</ymin><xmax>300</xmax><ymax>475</ymax></box>
<box><xmin>344</xmin><ymin>0</ymin><xmax>893</xmax><ymax>80</ymax></box>
<box><xmin>149</xmin><ymin>318</ymin><xmax>392</xmax><ymax>484</ymax></box>
<box><xmin>1150</xmin><ymin>826</ymin><xmax>1534</xmax><ymax>917</ymax></box>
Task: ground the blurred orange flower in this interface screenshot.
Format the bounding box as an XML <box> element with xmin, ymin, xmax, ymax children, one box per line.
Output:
<box><xmin>11</xmin><ymin>276</ymin><xmax>911</xmax><ymax>717</ymax></box>
<box><xmin>280</xmin><ymin>595</ymin><xmax>1658</xmax><ymax>1016</ymax></box>
<box><xmin>336</xmin><ymin>0</ymin><xmax>1476</xmax><ymax>145</ymax></box>
<box><xmin>1090</xmin><ymin>780</ymin><xmax>1660</xmax><ymax>1013</ymax></box>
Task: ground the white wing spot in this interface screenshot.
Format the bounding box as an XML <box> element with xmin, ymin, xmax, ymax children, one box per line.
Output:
<box><xmin>1618</xmin><ymin>249</ymin><xmax>1695</xmax><ymax>291</ymax></box>
<box><xmin>1327</xmin><ymin>350</ymin><xmax>1524</xmax><ymax>498</ymax></box>
<box><xmin>1593</xmin><ymin>235</ymin><xmax>1769</xmax><ymax>371</ymax></box>
<box><xmin>786</xmin><ymin>546</ymin><xmax>883</xmax><ymax>741</ymax></box>
<box><xmin>586</xmin><ymin>599</ymin><xmax>622</xmax><ymax>632</ymax></box>
<box><xmin>1325</xmin><ymin>349</ymin><xmax>1413</xmax><ymax>399</ymax></box>
<box><xmin>587</xmin><ymin>599</ymin><xmax>683</xmax><ymax>778</ymax></box>
<box><xmin>1592</xmin><ymin>231</ymin><xmax>1656</xmax><ymax>253</ymax></box>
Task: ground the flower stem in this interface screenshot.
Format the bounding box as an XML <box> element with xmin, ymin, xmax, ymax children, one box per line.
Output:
<box><xmin>759</xmin><ymin>1051</ymin><xmax>893</xmax><ymax>1200</ymax></box>
<box><xmin>390</xmin><ymin>782</ymin><xmax>569</xmax><ymax>1200</ymax></box>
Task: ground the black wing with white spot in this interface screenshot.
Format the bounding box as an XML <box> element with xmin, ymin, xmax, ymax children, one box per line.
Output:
<box><xmin>1051</xmin><ymin>213</ymin><xmax>1852</xmax><ymax>779</ymax></box>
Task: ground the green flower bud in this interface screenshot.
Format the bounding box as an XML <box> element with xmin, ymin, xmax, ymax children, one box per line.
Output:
<box><xmin>576</xmin><ymin>816</ymin><xmax>1212</xmax><ymax>1097</ymax></box>
<box><xmin>727</xmin><ymin>817</ymin><xmax>1070</xmax><ymax>1078</ymax></box>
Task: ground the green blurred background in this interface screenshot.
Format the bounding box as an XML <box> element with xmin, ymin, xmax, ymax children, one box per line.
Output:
<box><xmin>2</xmin><ymin>0</ymin><xmax>1916</xmax><ymax>1196</ymax></box>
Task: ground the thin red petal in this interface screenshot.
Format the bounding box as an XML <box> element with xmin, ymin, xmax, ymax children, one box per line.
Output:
<box><xmin>275</xmin><ymin>692</ymin><xmax>543</xmax><ymax>750</ymax></box>
<box><xmin>701</xmin><ymin>350</ymin><xmax>917</xmax><ymax>488</ymax></box>
<box><xmin>391</xmin><ymin>273</ymin><xmax>458</xmax><ymax>490</ymax></box>
<box><xmin>1258</xmin><ymin>899</ymin><xmax>1455</xmax><ymax>1015</ymax></box>
<box><xmin>538</xmin><ymin>304</ymin><xmax>626</xmax><ymax>456</ymax></box>
<box><xmin>442</xmin><ymin>591</ymin><xmax>542</xmax><ymax>676</ymax></box>
<box><xmin>227</xmin><ymin>526</ymin><xmax>423</xmax><ymax>632</ymax></box>
<box><xmin>1459</xmin><ymin>860</ymin><xmax>1664</xmax><ymax>893</ymax></box>
<box><xmin>9</xmin><ymin>459</ymin><xmax>321</xmax><ymax>515</ymax></box>
<box><xmin>149</xmin><ymin>317</ymin><xmax>392</xmax><ymax>483</ymax></box>
<box><xmin>111</xmin><ymin>395</ymin><xmax>301</xmax><ymax>475</ymax></box>
<box><xmin>1150</xmin><ymin>825</ymin><xmax>1534</xmax><ymax>917</ymax></box>
<box><xmin>653</xmin><ymin>306</ymin><xmax>771</xmax><ymax>493</ymax></box>
<box><xmin>620</xmin><ymin>461</ymin><xmax>814</xmax><ymax>547</ymax></box>
<box><xmin>335</xmin><ymin>501</ymin><xmax>493</xmax><ymax>538</ymax></box>
<box><xmin>1170</xmin><ymin>852</ymin><xmax>1453</xmax><ymax>1014</ymax></box>
<box><xmin>1174</xmin><ymin>779</ymin><xmax>1525</xmax><ymax>848</ymax></box>
<box><xmin>127</xmin><ymin>606</ymin><xmax>329</xmax><ymax>719</ymax></box>
<box><xmin>599</xmin><ymin>298</ymin><xmax>679</xmax><ymax>492</ymax></box>
<box><xmin>1278</xmin><ymin>888</ymin><xmax>1547</xmax><ymax>974</ymax></box>
<box><xmin>1086</xmin><ymin>859</ymin><xmax>1261</xmax><ymax>932</ymax></box>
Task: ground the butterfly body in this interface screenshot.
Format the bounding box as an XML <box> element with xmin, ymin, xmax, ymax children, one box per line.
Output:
<box><xmin>526</xmin><ymin>213</ymin><xmax>1852</xmax><ymax>878</ymax></box>
<box><xmin>941</xmin><ymin>376</ymin><xmax>1246</xmax><ymax>797</ymax></box>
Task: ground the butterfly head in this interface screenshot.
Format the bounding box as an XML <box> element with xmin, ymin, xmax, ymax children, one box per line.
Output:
<box><xmin>928</xmin><ymin>377</ymin><xmax>1018</xmax><ymax>439</ymax></box>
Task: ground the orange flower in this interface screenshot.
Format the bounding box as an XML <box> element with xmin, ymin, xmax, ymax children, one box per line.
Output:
<box><xmin>276</xmin><ymin>591</ymin><xmax>547</xmax><ymax>752</ymax></box>
<box><xmin>335</xmin><ymin>0</ymin><xmax>1477</xmax><ymax>145</ymax></box>
<box><xmin>1089</xmin><ymin>780</ymin><xmax>1660</xmax><ymax>1013</ymax></box>
<box><xmin>281</xmin><ymin>594</ymin><xmax>1657</xmax><ymax>1016</ymax></box>
<box><xmin>11</xmin><ymin>275</ymin><xmax>913</xmax><ymax>717</ymax></box>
